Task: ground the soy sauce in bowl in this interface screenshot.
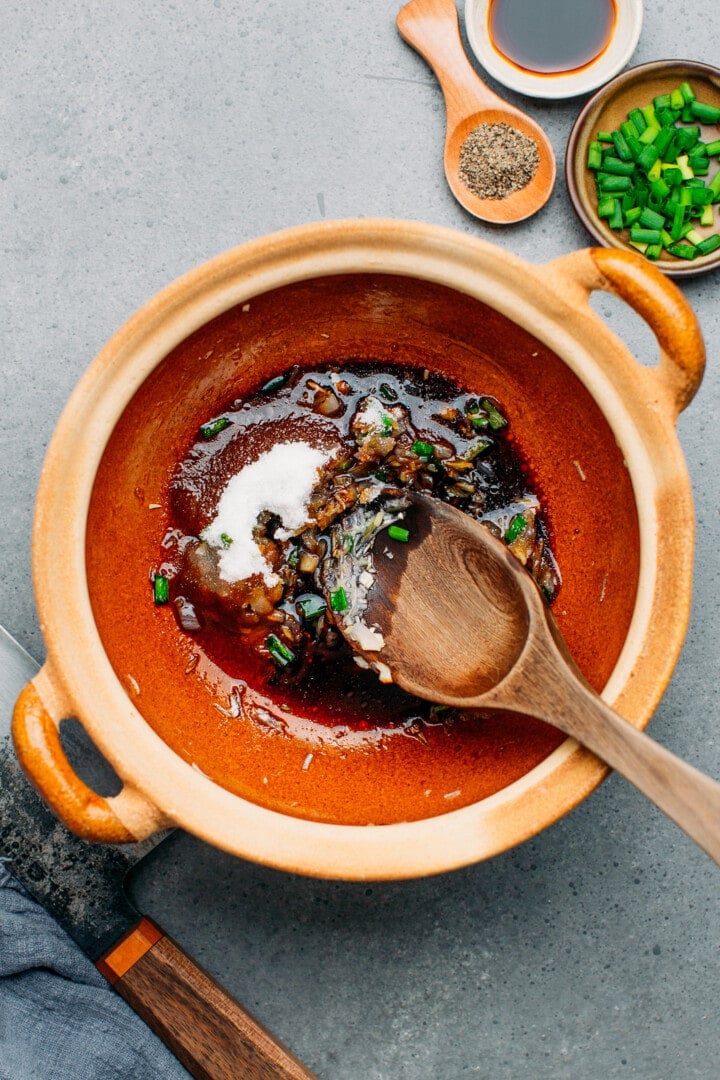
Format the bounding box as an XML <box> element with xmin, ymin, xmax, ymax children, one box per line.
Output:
<box><xmin>488</xmin><ymin>0</ymin><xmax>616</xmax><ymax>76</ymax></box>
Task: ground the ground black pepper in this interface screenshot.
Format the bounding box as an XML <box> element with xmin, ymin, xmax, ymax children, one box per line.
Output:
<box><xmin>459</xmin><ymin>122</ymin><xmax>539</xmax><ymax>200</ymax></box>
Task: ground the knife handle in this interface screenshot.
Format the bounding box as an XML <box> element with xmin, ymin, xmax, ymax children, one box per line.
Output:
<box><xmin>98</xmin><ymin>918</ymin><xmax>317</xmax><ymax>1080</ymax></box>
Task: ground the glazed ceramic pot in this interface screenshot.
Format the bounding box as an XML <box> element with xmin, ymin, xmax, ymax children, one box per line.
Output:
<box><xmin>13</xmin><ymin>220</ymin><xmax>704</xmax><ymax>878</ymax></box>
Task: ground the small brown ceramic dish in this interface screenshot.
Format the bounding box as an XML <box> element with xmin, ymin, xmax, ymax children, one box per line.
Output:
<box><xmin>12</xmin><ymin>220</ymin><xmax>705</xmax><ymax>879</ymax></box>
<box><xmin>566</xmin><ymin>60</ymin><xmax>720</xmax><ymax>278</ymax></box>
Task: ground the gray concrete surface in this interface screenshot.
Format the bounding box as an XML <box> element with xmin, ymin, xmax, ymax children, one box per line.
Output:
<box><xmin>2</xmin><ymin>2</ymin><xmax>719</xmax><ymax>1077</ymax></box>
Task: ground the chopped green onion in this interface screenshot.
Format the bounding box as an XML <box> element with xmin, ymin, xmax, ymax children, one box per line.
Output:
<box><xmin>261</xmin><ymin>374</ymin><xmax>287</xmax><ymax>394</ymax></box>
<box><xmin>481</xmin><ymin>399</ymin><xmax>507</xmax><ymax>430</ymax></box>
<box><xmin>597</xmin><ymin>196</ymin><xmax>616</xmax><ymax>219</ymax></box>
<box><xmin>641</xmin><ymin>104</ymin><xmax>658</xmax><ymax>128</ymax></box>
<box><xmin>636</xmin><ymin>144</ymin><xmax>659</xmax><ymax>173</ymax></box>
<box><xmin>199</xmin><ymin>416</ymin><xmax>231</xmax><ymax>439</ymax></box>
<box><xmin>630</xmin><ymin>225</ymin><xmax>662</xmax><ymax>245</ymax></box>
<box><xmin>653</xmin><ymin>126</ymin><xmax>675</xmax><ymax>158</ymax></box>
<box><xmin>378</xmin><ymin>382</ymin><xmax>397</xmax><ymax>401</ymax></box>
<box><xmin>639</xmin><ymin>207</ymin><xmax>665</xmax><ymax>230</ymax></box>
<box><xmin>287</xmin><ymin>545</ymin><xmax>300</xmax><ymax>568</ymax></box>
<box><xmin>602</xmin><ymin>156</ymin><xmax>635</xmax><ymax>176</ymax></box>
<box><xmin>611</xmin><ymin>130</ymin><xmax>632</xmax><ymax>160</ymax></box>
<box><xmin>504</xmin><ymin>515</ymin><xmax>526</xmax><ymax>545</ymax></box>
<box><xmin>661</xmin><ymin>166</ymin><xmax>683</xmax><ymax>186</ymax></box>
<box><xmin>627</xmin><ymin>108</ymin><xmax>647</xmax><ymax>134</ymax></box>
<box><xmin>690</xmin><ymin>100</ymin><xmax>720</xmax><ymax>124</ymax></box>
<box><xmin>608</xmin><ymin>199</ymin><xmax>624</xmax><ymax>230</ymax></box>
<box><xmin>343</xmin><ymin>532</ymin><xmax>355</xmax><ymax>553</ymax></box>
<box><xmin>666</xmin><ymin>242</ymin><xmax>697</xmax><ymax>260</ymax></box>
<box><xmin>587</xmin><ymin>142</ymin><xmax>603</xmax><ymax>170</ymax></box>
<box><xmin>296</xmin><ymin>594</ymin><xmax>327</xmax><ymax>621</ymax></box>
<box><xmin>380</xmin><ymin>413</ymin><xmax>394</xmax><ymax>434</ymax></box>
<box><xmin>387</xmin><ymin>525</ymin><xmax>410</xmax><ymax>543</ymax></box>
<box><xmin>412</xmin><ymin>440</ymin><xmax>435</xmax><ymax>458</ymax></box>
<box><xmin>330</xmin><ymin>587</ymin><xmax>349</xmax><ymax>612</ymax></box>
<box><xmin>657</xmin><ymin>108</ymin><xmax>678</xmax><ymax>129</ymax></box>
<box><xmin>626</xmin><ymin>136</ymin><xmax>644</xmax><ymax>162</ymax></box>
<box><xmin>462</xmin><ymin>436</ymin><xmax>492</xmax><ymax>461</ymax></box>
<box><xmin>153</xmin><ymin>574</ymin><xmax>169</xmax><ymax>605</ymax></box>
<box><xmin>638</xmin><ymin>124</ymin><xmax>660</xmax><ymax>146</ymax></box>
<box><xmin>597</xmin><ymin>174</ymin><xmax>633</xmax><ymax>193</ymax></box>
<box><xmin>697</xmin><ymin>234</ymin><xmax>720</xmax><ymax>256</ymax></box>
<box><xmin>688</xmin><ymin>186</ymin><xmax>713</xmax><ymax>205</ymax></box>
<box><xmin>265</xmin><ymin>634</ymin><xmax>296</xmax><ymax>667</ymax></box>
<box><xmin>220</xmin><ymin>532</ymin><xmax>233</xmax><ymax>548</ymax></box>
<box><xmin>588</xmin><ymin>79</ymin><xmax>720</xmax><ymax>264</ymax></box>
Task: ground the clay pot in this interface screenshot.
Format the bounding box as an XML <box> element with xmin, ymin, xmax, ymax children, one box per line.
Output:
<box><xmin>13</xmin><ymin>220</ymin><xmax>704</xmax><ymax>878</ymax></box>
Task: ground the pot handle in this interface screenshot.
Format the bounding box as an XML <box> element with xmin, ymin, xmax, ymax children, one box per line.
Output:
<box><xmin>12</xmin><ymin>667</ymin><xmax>170</xmax><ymax>843</ymax></box>
<box><xmin>543</xmin><ymin>247</ymin><xmax>706</xmax><ymax>416</ymax></box>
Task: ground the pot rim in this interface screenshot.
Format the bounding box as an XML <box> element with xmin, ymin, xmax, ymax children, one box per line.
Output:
<box><xmin>29</xmin><ymin>219</ymin><xmax>697</xmax><ymax>878</ymax></box>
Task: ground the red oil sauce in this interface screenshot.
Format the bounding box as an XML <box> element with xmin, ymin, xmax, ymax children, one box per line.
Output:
<box><xmin>488</xmin><ymin>0</ymin><xmax>616</xmax><ymax>76</ymax></box>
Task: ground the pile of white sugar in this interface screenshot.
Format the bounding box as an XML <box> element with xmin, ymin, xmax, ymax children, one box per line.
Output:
<box><xmin>202</xmin><ymin>441</ymin><xmax>330</xmax><ymax>585</ymax></box>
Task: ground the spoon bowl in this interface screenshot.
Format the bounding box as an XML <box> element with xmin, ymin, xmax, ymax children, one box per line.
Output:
<box><xmin>338</xmin><ymin>492</ymin><xmax>720</xmax><ymax>866</ymax></box>
<box><xmin>398</xmin><ymin>0</ymin><xmax>556</xmax><ymax>223</ymax></box>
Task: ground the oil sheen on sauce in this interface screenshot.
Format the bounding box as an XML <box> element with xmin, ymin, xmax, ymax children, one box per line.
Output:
<box><xmin>488</xmin><ymin>0</ymin><xmax>616</xmax><ymax>76</ymax></box>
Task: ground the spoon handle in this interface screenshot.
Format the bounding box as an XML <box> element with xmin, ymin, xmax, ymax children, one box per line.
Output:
<box><xmin>397</xmin><ymin>0</ymin><xmax>505</xmax><ymax>125</ymax></box>
<box><xmin>536</xmin><ymin>667</ymin><xmax>720</xmax><ymax>866</ymax></box>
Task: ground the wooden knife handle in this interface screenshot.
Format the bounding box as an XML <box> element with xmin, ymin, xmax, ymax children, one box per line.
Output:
<box><xmin>98</xmin><ymin>918</ymin><xmax>317</xmax><ymax>1080</ymax></box>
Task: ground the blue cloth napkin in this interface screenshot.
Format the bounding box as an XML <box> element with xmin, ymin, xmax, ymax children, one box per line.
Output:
<box><xmin>0</xmin><ymin>866</ymin><xmax>190</xmax><ymax>1079</ymax></box>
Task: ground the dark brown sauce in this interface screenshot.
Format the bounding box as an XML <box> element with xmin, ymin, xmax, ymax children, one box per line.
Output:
<box><xmin>488</xmin><ymin>0</ymin><xmax>616</xmax><ymax>76</ymax></box>
<box><xmin>164</xmin><ymin>362</ymin><xmax>557</xmax><ymax>735</ymax></box>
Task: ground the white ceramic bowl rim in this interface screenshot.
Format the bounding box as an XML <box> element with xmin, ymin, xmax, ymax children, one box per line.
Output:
<box><xmin>464</xmin><ymin>0</ymin><xmax>643</xmax><ymax>100</ymax></box>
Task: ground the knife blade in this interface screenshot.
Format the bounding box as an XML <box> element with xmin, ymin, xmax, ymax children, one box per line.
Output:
<box><xmin>0</xmin><ymin>623</ymin><xmax>316</xmax><ymax>1080</ymax></box>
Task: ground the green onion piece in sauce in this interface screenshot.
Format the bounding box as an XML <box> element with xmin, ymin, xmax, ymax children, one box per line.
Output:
<box><xmin>411</xmin><ymin>440</ymin><xmax>434</xmax><ymax>458</ymax></box>
<box><xmin>153</xmin><ymin>574</ymin><xmax>170</xmax><ymax>605</ymax></box>
<box><xmin>287</xmin><ymin>545</ymin><xmax>300</xmax><ymax>568</ymax></box>
<box><xmin>261</xmin><ymin>374</ymin><xmax>287</xmax><ymax>394</ymax></box>
<box><xmin>220</xmin><ymin>532</ymin><xmax>233</xmax><ymax>548</ymax></box>
<box><xmin>504</xmin><ymin>515</ymin><xmax>526</xmax><ymax>545</ymax></box>
<box><xmin>330</xmin><ymin>587</ymin><xmax>349</xmax><ymax>612</ymax></box>
<box><xmin>481</xmin><ymin>399</ymin><xmax>507</xmax><ymax>430</ymax></box>
<box><xmin>265</xmin><ymin>634</ymin><xmax>296</xmax><ymax>667</ymax></box>
<box><xmin>297</xmin><ymin>594</ymin><xmax>327</xmax><ymax>621</ymax></box>
<box><xmin>462</xmin><ymin>436</ymin><xmax>492</xmax><ymax>461</ymax></box>
<box><xmin>387</xmin><ymin>525</ymin><xmax>410</xmax><ymax>543</ymax></box>
<box><xmin>199</xmin><ymin>416</ymin><xmax>231</xmax><ymax>439</ymax></box>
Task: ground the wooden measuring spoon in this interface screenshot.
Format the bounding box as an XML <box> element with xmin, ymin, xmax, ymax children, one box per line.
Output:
<box><xmin>342</xmin><ymin>493</ymin><xmax>720</xmax><ymax>865</ymax></box>
<box><xmin>397</xmin><ymin>0</ymin><xmax>555</xmax><ymax>222</ymax></box>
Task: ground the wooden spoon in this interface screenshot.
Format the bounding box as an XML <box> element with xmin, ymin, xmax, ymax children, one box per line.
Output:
<box><xmin>344</xmin><ymin>493</ymin><xmax>720</xmax><ymax>865</ymax></box>
<box><xmin>397</xmin><ymin>0</ymin><xmax>556</xmax><ymax>223</ymax></box>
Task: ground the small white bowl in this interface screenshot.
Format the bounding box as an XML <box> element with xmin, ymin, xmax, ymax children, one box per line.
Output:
<box><xmin>464</xmin><ymin>0</ymin><xmax>643</xmax><ymax>100</ymax></box>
